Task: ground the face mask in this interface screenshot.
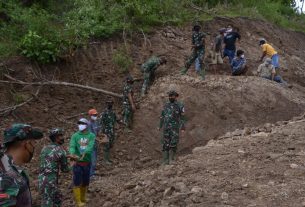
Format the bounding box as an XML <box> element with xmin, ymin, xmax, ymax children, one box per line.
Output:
<box><xmin>169</xmin><ymin>97</ymin><xmax>176</xmax><ymax>103</ymax></box>
<box><xmin>240</xmin><ymin>54</ymin><xmax>245</xmax><ymax>58</ymax></box>
<box><xmin>91</xmin><ymin>116</ymin><xmax>97</xmax><ymax>121</ymax></box>
<box><xmin>227</xmin><ymin>28</ymin><xmax>232</xmax><ymax>33</ymax></box>
<box><xmin>78</xmin><ymin>124</ymin><xmax>87</xmax><ymax>132</ymax></box>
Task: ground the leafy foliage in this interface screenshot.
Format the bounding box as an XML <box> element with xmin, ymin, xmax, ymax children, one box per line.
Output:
<box><xmin>20</xmin><ymin>31</ymin><xmax>59</xmax><ymax>63</ymax></box>
<box><xmin>0</xmin><ymin>0</ymin><xmax>304</xmax><ymax>62</ymax></box>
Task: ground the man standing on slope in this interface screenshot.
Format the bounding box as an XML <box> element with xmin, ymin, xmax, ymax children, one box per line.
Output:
<box><xmin>122</xmin><ymin>75</ymin><xmax>136</xmax><ymax>130</ymax></box>
<box><xmin>0</xmin><ymin>123</ymin><xmax>43</xmax><ymax>207</ymax></box>
<box><xmin>87</xmin><ymin>109</ymin><xmax>100</xmax><ymax>178</ymax></box>
<box><xmin>159</xmin><ymin>90</ymin><xmax>185</xmax><ymax>165</ymax></box>
<box><xmin>141</xmin><ymin>56</ymin><xmax>167</xmax><ymax>97</ymax></box>
<box><xmin>39</xmin><ymin>128</ymin><xmax>70</xmax><ymax>207</ymax></box>
<box><xmin>69</xmin><ymin>118</ymin><xmax>95</xmax><ymax>207</ymax></box>
<box><xmin>100</xmin><ymin>99</ymin><xmax>119</xmax><ymax>164</ymax></box>
<box><xmin>259</xmin><ymin>38</ymin><xmax>280</xmax><ymax>71</ymax></box>
<box><xmin>181</xmin><ymin>24</ymin><xmax>207</xmax><ymax>79</ymax></box>
<box><xmin>223</xmin><ymin>26</ymin><xmax>241</xmax><ymax>64</ymax></box>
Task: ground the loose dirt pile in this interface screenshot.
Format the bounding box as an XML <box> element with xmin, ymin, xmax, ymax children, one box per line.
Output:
<box><xmin>86</xmin><ymin>114</ymin><xmax>305</xmax><ymax>207</ymax></box>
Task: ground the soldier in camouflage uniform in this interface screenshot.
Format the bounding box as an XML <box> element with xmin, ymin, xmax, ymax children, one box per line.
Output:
<box><xmin>141</xmin><ymin>56</ymin><xmax>167</xmax><ymax>96</ymax></box>
<box><xmin>122</xmin><ymin>75</ymin><xmax>136</xmax><ymax>129</ymax></box>
<box><xmin>38</xmin><ymin>128</ymin><xmax>70</xmax><ymax>207</ymax></box>
<box><xmin>181</xmin><ymin>24</ymin><xmax>207</xmax><ymax>79</ymax></box>
<box><xmin>159</xmin><ymin>91</ymin><xmax>185</xmax><ymax>165</ymax></box>
<box><xmin>100</xmin><ymin>99</ymin><xmax>119</xmax><ymax>164</ymax></box>
<box><xmin>0</xmin><ymin>123</ymin><xmax>43</xmax><ymax>207</ymax></box>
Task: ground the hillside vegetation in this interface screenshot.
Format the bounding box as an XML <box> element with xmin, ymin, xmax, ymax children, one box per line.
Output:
<box><xmin>0</xmin><ymin>0</ymin><xmax>304</xmax><ymax>63</ymax></box>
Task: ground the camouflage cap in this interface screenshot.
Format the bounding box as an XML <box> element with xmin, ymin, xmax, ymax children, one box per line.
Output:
<box><xmin>3</xmin><ymin>123</ymin><xmax>43</xmax><ymax>145</ymax></box>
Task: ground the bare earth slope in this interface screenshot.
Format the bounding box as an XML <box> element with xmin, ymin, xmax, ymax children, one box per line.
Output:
<box><xmin>0</xmin><ymin>17</ymin><xmax>305</xmax><ymax>206</ymax></box>
<box><xmin>88</xmin><ymin>114</ymin><xmax>305</xmax><ymax>207</ymax></box>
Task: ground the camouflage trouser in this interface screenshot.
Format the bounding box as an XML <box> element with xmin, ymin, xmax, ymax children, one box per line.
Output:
<box><xmin>103</xmin><ymin>132</ymin><xmax>115</xmax><ymax>153</ymax></box>
<box><xmin>162</xmin><ymin>128</ymin><xmax>180</xmax><ymax>152</ymax></box>
<box><xmin>39</xmin><ymin>175</ymin><xmax>62</xmax><ymax>207</ymax></box>
<box><xmin>185</xmin><ymin>47</ymin><xmax>205</xmax><ymax>72</ymax></box>
<box><xmin>123</xmin><ymin>104</ymin><xmax>133</xmax><ymax>128</ymax></box>
<box><xmin>141</xmin><ymin>71</ymin><xmax>155</xmax><ymax>95</ymax></box>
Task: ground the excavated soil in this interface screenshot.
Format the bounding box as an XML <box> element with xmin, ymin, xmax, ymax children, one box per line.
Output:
<box><xmin>0</xmin><ymin>17</ymin><xmax>305</xmax><ymax>206</ymax></box>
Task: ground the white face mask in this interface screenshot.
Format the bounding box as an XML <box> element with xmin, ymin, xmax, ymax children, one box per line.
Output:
<box><xmin>240</xmin><ymin>54</ymin><xmax>245</xmax><ymax>58</ymax></box>
<box><xmin>227</xmin><ymin>28</ymin><xmax>232</xmax><ymax>33</ymax></box>
<box><xmin>91</xmin><ymin>116</ymin><xmax>97</xmax><ymax>121</ymax></box>
<box><xmin>78</xmin><ymin>124</ymin><xmax>87</xmax><ymax>131</ymax></box>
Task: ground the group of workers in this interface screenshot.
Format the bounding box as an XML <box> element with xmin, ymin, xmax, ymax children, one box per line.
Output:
<box><xmin>0</xmin><ymin>22</ymin><xmax>289</xmax><ymax>207</ymax></box>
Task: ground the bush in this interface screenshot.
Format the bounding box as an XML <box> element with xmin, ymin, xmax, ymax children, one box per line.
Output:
<box><xmin>112</xmin><ymin>46</ymin><xmax>133</xmax><ymax>73</ymax></box>
<box><xmin>21</xmin><ymin>31</ymin><xmax>59</xmax><ymax>63</ymax></box>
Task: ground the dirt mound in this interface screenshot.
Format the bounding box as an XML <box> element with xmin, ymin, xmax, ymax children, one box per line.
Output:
<box><xmin>132</xmin><ymin>75</ymin><xmax>305</xmax><ymax>157</ymax></box>
<box><xmin>87</xmin><ymin>114</ymin><xmax>305</xmax><ymax>207</ymax></box>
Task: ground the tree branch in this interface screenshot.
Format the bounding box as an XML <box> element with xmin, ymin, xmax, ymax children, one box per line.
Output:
<box><xmin>0</xmin><ymin>86</ymin><xmax>42</xmax><ymax>116</ymax></box>
<box><xmin>0</xmin><ymin>79</ymin><xmax>123</xmax><ymax>98</ymax></box>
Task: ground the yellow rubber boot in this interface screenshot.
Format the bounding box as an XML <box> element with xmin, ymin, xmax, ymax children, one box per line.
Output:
<box><xmin>73</xmin><ymin>187</ymin><xmax>85</xmax><ymax>207</ymax></box>
<box><xmin>80</xmin><ymin>186</ymin><xmax>87</xmax><ymax>203</ymax></box>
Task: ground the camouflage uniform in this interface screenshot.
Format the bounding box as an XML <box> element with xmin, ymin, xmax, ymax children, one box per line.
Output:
<box><xmin>0</xmin><ymin>123</ymin><xmax>43</xmax><ymax>207</ymax></box>
<box><xmin>122</xmin><ymin>82</ymin><xmax>133</xmax><ymax>128</ymax></box>
<box><xmin>0</xmin><ymin>152</ymin><xmax>32</xmax><ymax>207</ymax></box>
<box><xmin>38</xmin><ymin>143</ymin><xmax>70</xmax><ymax>207</ymax></box>
<box><xmin>159</xmin><ymin>101</ymin><xmax>185</xmax><ymax>164</ymax></box>
<box><xmin>182</xmin><ymin>31</ymin><xmax>206</xmax><ymax>77</ymax></box>
<box><xmin>141</xmin><ymin>56</ymin><xmax>161</xmax><ymax>95</ymax></box>
<box><xmin>100</xmin><ymin>108</ymin><xmax>117</xmax><ymax>162</ymax></box>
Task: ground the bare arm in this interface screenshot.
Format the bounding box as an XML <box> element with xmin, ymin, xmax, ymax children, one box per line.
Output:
<box><xmin>260</xmin><ymin>51</ymin><xmax>267</xmax><ymax>62</ymax></box>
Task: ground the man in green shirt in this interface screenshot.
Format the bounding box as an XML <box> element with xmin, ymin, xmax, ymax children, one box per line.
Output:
<box><xmin>69</xmin><ymin>118</ymin><xmax>95</xmax><ymax>207</ymax></box>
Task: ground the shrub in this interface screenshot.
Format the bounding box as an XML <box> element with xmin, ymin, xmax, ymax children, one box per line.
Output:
<box><xmin>112</xmin><ymin>46</ymin><xmax>133</xmax><ymax>73</ymax></box>
<box><xmin>21</xmin><ymin>31</ymin><xmax>59</xmax><ymax>63</ymax></box>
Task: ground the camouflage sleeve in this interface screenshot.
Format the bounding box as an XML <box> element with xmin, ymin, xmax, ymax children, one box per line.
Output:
<box><xmin>180</xmin><ymin>104</ymin><xmax>186</xmax><ymax>130</ymax></box>
<box><xmin>159</xmin><ymin>108</ymin><xmax>165</xmax><ymax>129</ymax></box>
<box><xmin>0</xmin><ymin>175</ymin><xmax>19</xmax><ymax>207</ymax></box>
<box><xmin>59</xmin><ymin>148</ymin><xmax>70</xmax><ymax>173</ymax></box>
<box><xmin>100</xmin><ymin>113</ymin><xmax>105</xmax><ymax>133</ymax></box>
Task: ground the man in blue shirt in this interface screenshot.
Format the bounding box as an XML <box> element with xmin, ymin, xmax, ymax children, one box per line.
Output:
<box><xmin>231</xmin><ymin>50</ymin><xmax>247</xmax><ymax>76</ymax></box>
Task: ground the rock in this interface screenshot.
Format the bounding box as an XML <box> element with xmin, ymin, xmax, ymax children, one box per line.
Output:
<box><xmin>221</xmin><ymin>192</ymin><xmax>229</xmax><ymax>200</ymax></box>
<box><xmin>103</xmin><ymin>201</ymin><xmax>113</xmax><ymax>207</ymax></box>
<box><xmin>191</xmin><ymin>186</ymin><xmax>203</xmax><ymax>193</ymax></box>
<box><xmin>175</xmin><ymin>182</ymin><xmax>189</xmax><ymax>193</ymax></box>
<box><xmin>290</xmin><ymin>163</ymin><xmax>298</xmax><ymax>169</ymax></box>
<box><xmin>124</xmin><ymin>182</ymin><xmax>136</xmax><ymax>189</ymax></box>
<box><xmin>149</xmin><ymin>201</ymin><xmax>154</xmax><ymax>207</ymax></box>
<box><xmin>242</xmin><ymin>183</ymin><xmax>249</xmax><ymax>188</ymax></box>
<box><xmin>238</xmin><ymin>149</ymin><xmax>246</xmax><ymax>154</ymax></box>
<box><xmin>163</xmin><ymin>186</ymin><xmax>175</xmax><ymax>197</ymax></box>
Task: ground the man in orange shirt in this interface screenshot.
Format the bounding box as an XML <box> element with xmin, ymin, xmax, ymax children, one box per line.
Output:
<box><xmin>259</xmin><ymin>38</ymin><xmax>280</xmax><ymax>70</ymax></box>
